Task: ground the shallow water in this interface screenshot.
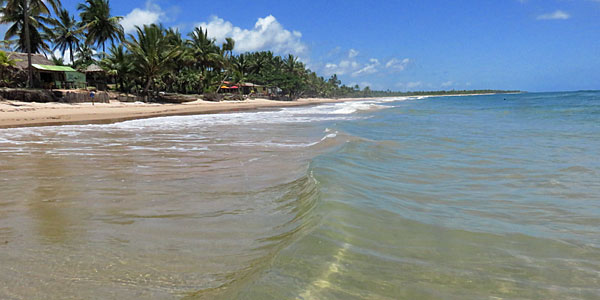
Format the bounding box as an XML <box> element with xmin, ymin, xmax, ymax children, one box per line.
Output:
<box><xmin>1</xmin><ymin>92</ymin><xmax>599</xmax><ymax>299</ymax></box>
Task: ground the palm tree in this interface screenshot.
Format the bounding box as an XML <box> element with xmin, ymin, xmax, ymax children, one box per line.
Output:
<box><xmin>0</xmin><ymin>0</ymin><xmax>61</xmax><ymax>87</ymax></box>
<box><xmin>1</xmin><ymin>2</ymin><xmax>55</xmax><ymax>53</ymax></box>
<box><xmin>73</xmin><ymin>43</ymin><xmax>95</xmax><ymax>67</ymax></box>
<box><xmin>99</xmin><ymin>44</ymin><xmax>130</xmax><ymax>92</ymax></box>
<box><xmin>222</xmin><ymin>37</ymin><xmax>235</xmax><ymax>58</ymax></box>
<box><xmin>78</xmin><ymin>0</ymin><xmax>123</xmax><ymax>54</ymax></box>
<box><xmin>248</xmin><ymin>51</ymin><xmax>271</xmax><ymax>76</ymax></box>
<box><xmin>187</xmin><ymin>27</ymin><xmax>221</xmax><ymax>71</ymax></box>
<box><xmin>0</xmin><ymin>50</ymin><xmax>19</xmax><ymax>86</ymax></box>
<box><xmin>284</xmin><ymin>54</ymin><xmax>305</xmax><ymax>74</ymax></box>
<box><xmin>53</xmin><ymin>8</ymin><xmax>79</xmax><ymax>63</ymax></box>
<box><xmin>126</xmin><ymin>24</ymin><xmax>181</xmax><ymax>97</ymax></box>
<box><xmin>50</xmin><ymin>54</ymin><xmax>64</xmax><ymax>65</ymax></box>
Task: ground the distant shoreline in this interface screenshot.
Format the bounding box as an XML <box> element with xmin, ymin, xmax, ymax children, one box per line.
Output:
<box><xmin>0</xmin><ymin>92</ymin><xmax>511</xmax><ymax>129</ymax></box>
<box><xmin>0</xmin><ymin>97</ymin><xmax>370</xmax><ymax>129</ymax></box>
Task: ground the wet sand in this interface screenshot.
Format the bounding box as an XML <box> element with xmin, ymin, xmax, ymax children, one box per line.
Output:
<box><xmin>0</xmin><ymin>97</ymin><xmax>363</xmax><ymax>128</ymax></box>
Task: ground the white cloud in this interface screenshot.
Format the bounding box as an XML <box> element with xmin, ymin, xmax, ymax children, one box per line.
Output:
<box><xmin>396</xmin><ymin>81</ymin><xmax>423</xmax><ymax>90</ymax></box>
<box><xmin>52</xmin><ymin>49</ymin><xmax>72</xmax><ymax>64</ymax></box>
<box><xmin>324</xmin><ymin>60</ymin><xmax>360</xmax><ymax>76</ymax></box>
<box><xmin>198</xmin><ymin>15</ymin><xmax>307</xmax><ymax>56</ymax></box>
<box><xmin>121</xmin><ymin>1</ymin><xmax>165</xmax><ymax>33</ymax></box>
<box><xmin>360</xmin><ymin>81</ymin><xmax>374</xmax><ymax>88</ymax></box>
<box><xmin>407</xmin><ymin>81</ymin><xmax>423</xmax><ymax>89</ymax></box>
<box><xmin>352</xmin><ymin>58</ymin><xmax>380</xmax><ymax>77</ymax></box>
<box><xmin>537</xmin><ymin>10</ymin><xmax>570</xmax><ymax>20</ymax></box>
<box><xmin>322</xmin><ymin>50</ymin><xmax>411</xmax><ymax>78</ymax></box>
<box><xmin>385</xmin><ymin>58</ymin><xmax>410</xmax><ymax>71</ymax></box>
<box><xmin>441</xmin><ymin>80</ymin><xmax>453</xmax><ymax>88</ymax></box>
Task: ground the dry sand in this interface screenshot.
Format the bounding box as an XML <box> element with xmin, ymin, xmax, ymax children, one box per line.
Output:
<box><xmin>0</xmin><ymin>97</ymin><xmax>362</xmax><ymax>128</ymax></box>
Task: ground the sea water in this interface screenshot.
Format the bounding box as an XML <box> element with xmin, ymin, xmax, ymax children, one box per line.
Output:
<box><xmin>0</xmin><ymin>92</ymin><xmax>599</xmax><ymax>299</ymax></box>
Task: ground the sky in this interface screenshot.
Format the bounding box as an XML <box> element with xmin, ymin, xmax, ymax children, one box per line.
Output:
<box><xmin>10</xmin><ymin>0</ymin><xmax>600</xmax><ymax>92</ymax></box>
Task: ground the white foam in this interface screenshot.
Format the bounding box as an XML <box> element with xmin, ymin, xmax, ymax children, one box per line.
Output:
<box><xmin>321</xmin><ymin>132</ymin><xmax>338</xmax><ymax>141</ymax></box>
<box><xmin>0</xmin><ymin>97</ymin><xmax>409</xmax><ymax>150</ymax></box>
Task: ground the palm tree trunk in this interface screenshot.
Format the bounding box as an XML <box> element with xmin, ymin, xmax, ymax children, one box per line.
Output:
<box><xmin>69</xmin><ymin>43</ymin><xmax>73</xmax><ymax>64</ymax></box>
<box><xmin>143</xmin><ymin>77</ymin><xmax>151</xmax><ymax>101</ymax></box>
<box><xmin>23</xmin><ymin>0</ymin><xmax>33</xmax><ymax>88</ymax></box>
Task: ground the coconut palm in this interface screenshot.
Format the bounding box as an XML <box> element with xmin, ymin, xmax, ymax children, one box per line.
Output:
<box><xmin>99</xmin><ymin>44</ymin><xmax>131</xmax><ymax>92</ymax></box>
<box><xmin>284</xmin><ymin>54</ymin><xmax>305</xmax><ymax>75</ymax></box>
<box><xmin>50</xmin><ymin>54</ymin><xmax>64</xmax><ymax>66</ymax></box>
<box><xmin>222</xmin><ymin>37</ymin><xmax>235</xmax><ymax>58</ymax></box>
<box><xmin>53</xmin><ymin>8</ymin><xmax>80</xmax><ymax>63</ymax></box>
<box><xmin>187</xmin><ymin>27</ymin><xmax>222</xmax><ymax>71</ymax></box>
<box><xmin>0</xmin><ymin>2</ymin><xmax>55</xmax><ymax>53</ymax></box>
<box><xmin>0</xmin><ymin>50</ymin><xmax>19</xmax><ymax>85</ymax></box>
<box><xmin>126</xmin><ymin>24</ymin><xmax>181</xmax><ymax>97</ymax></box>
<box><xmin>248</xmin><ymin>51</ymin><xmax>271</xmax><ymax>76</ymax></box>
<box><xmin>78</xmin><ymin>0</ymin><xmax>123</xmax><ymax>54</ymax></box>
<box><xmin>0</xmin><ymin>0</ymin><xmax>61</xmax><ymax>87</ymax></box>
<box><xmin>73</xmin><ymin>43</ymin><xmax>95</xmax><ymax>68</ymax></box>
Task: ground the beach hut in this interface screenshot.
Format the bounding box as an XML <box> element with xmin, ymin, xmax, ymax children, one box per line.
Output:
<box><xmin>218</xmin><ymin>81</ymin><xmax>241</xmax><ymax>93</ymax></box>
<box><xmin>8</xmin><ymin>52</ymin><xmax>86</xmax><ymax>88</ymax></box>
<box><xmin>84</xmin><ymin>64</ymin><xmax>107</xmax><ymax>90</ymax></box>
<box><xmin>32</xmin><ymin>64</ymin><xmax>86</xmax><ymax>89</ymax></box>
<box><xmin>240</xmin><ymin>82</ymin><xmax>266</xmax><ymax>95</ymax></box>
<box><xmin>11</xmin><ymin>52</ymin><xmax>53</xmax><ymax>70</ymax></box>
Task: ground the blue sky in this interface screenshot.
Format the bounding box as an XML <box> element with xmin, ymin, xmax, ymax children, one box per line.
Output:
<box><xmin>25</xmin><ymin>1</ymin><xmax>600</xmax><ymax>91</ymax></box>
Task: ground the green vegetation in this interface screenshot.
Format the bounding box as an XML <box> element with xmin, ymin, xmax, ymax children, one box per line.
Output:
<box><xmin>0</xmin><ymin>50</ymin><xmax>19</xmax><ymax>86</ymax></box>
<box><xmin>0</xmin><ymin>1</ymin><xmax>520</xmax><ymax>99</ymax></box>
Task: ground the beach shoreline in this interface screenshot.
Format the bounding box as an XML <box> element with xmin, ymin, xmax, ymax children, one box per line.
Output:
<box><xmin>0</xmin><ymin>97</ymin><xmax>374</xmax><ymax>129</ymax></box>
<box><xmin>0</xmin><ymin>93</ymin><xmax>505</xmax><ymax>129</ymax></box>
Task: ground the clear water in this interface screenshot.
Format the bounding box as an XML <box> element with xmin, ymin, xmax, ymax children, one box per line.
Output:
<box><xmin>1</xmin><ymin>92</ymin><xmax>599</xmax><ymax>299</ymax></box>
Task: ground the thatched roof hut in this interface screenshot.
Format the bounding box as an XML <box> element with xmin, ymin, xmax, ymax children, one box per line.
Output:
<box><xmin>8</xmin><ymin>52</ymin><xmax>54</xmax><ymax>70</ymax></box>
<box><xmin>85</xmin><ymin>64</ymin><xmax>104</xmax><ymax>73</ymax></box>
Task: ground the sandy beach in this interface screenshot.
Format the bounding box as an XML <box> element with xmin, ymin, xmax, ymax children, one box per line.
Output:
<box><xmin>0</xmin><ymin>97</ymin><xmax>364</xmax><ymax>128</ymax></box>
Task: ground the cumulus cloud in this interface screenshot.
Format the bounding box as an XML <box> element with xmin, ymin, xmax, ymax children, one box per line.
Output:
<box><xmin>323</xmin><ymin>51</ymin><xmax>411</xmax><ymax>78</ymax></box>
<box><xmin>537</xmin><ymin>10</ymin><xmax>570</xmax><ymax>20</ymax></box>
<box><xmin>385</xmin><ymin>58</ymin><xmax>410</xmax><ymax>71</ymax></box>
<box><xmin>121</xmin><ymin>1</ymin><xmax>165</xmax><ymax>33</ymax></box>
<box><xmin>198</xmin><ymin>15</ymin><xmax>308</xmax><ymax>56</ymax></box>
<box><xmin>324</xmin><ymin>60</ymin><xmax>360</xmax><ymax>76</ymax></box>
<box><xmin>52</xmin><ymin>49</ymin><xmax>72</xmax><ymax>64</ymax></box>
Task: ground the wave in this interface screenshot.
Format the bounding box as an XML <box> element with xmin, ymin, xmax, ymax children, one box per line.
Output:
<box><xmin>186</xmin><ymin>169</ymin><xmax>324</xmax><ymax>299</ymax></box>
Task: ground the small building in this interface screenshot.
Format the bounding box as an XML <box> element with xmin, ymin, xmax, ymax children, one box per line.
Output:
<box><xmin>84</xmin><ymin>64</ymin><xmax>107</xmax><ymax>91</ymax></box>
<box><xmin>240</xmin><ymin>83</ymin><xmax>268</xmax><ymax>95</ymax></box>
<box><xmin>32</xmin><ymin>64</ymin><xmax>86</xmax><ymax>89</ymax></box>
<box><xmin>218</xmin><ymin>82</ymin><xmax>269</xmax><ymax>95</ymax></box>
<box><xmin>9</xmin><ymin>52</ymin><xmax>86</xmax><ymax>89</ymax></box>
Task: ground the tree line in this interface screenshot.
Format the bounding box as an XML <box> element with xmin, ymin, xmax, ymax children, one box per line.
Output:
<box><xmin>0</xmin><ymin>0</ymin><xmax>519</xmax><ymax>100</ymax></box>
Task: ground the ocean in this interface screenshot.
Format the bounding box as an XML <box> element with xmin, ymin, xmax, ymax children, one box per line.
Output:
<box><xmin>1</xmin><ymin>91</ymin><xmax>599</xmax><ymax>299</ymax></box>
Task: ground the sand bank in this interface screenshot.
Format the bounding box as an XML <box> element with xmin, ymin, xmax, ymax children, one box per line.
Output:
<box><xmin>0</xmin><ymin>97</ymin><xmax>365</xmax><ymax>129</ymax></box>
